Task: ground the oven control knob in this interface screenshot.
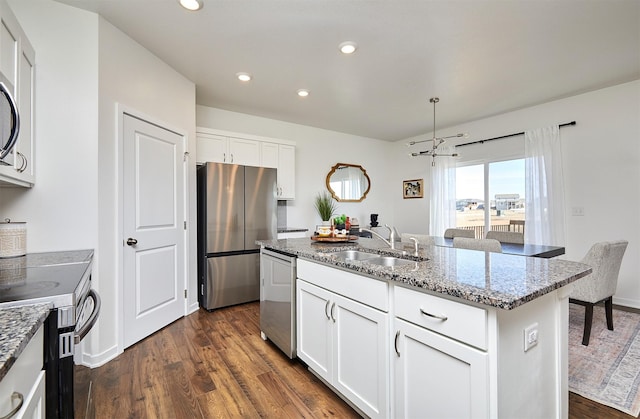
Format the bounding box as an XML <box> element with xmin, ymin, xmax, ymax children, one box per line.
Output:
<box><xmin>126</xmin><ymin>238</ymin><xmax>138</xmax><ymax>246</ymax></box>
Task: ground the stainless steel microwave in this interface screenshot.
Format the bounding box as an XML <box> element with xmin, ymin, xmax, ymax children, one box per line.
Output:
<box><xmin>0</xmin><ymin>72</ymin><xmax>20</xmax><ymax>165</ymax></box>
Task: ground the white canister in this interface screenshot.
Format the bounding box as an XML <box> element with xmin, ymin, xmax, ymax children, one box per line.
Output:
<box><xmin>0</xmin><ymin>219</ymin><xmax>26</xmax><ymax>258</ymax></box>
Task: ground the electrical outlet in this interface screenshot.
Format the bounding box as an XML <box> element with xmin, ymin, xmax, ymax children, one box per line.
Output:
<box><xmin>524</xmin><ymin>323</ymin><xmax>539</xmax><ymax>352</ymax></box>
<box><xmin>572</xmin><ymin>206</ymin><xmax>585</xmax><ymax>216</ymax></box>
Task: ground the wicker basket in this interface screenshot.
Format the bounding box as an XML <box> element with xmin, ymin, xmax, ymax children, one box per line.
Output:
<box><xmin>0</xmin><ymin>219</ymin><xmax>26</xmax><ymax>258</ymax></box>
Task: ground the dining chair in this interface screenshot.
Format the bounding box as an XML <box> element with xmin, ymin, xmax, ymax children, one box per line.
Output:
<box><xmin>453</xmin><ymin>237</ymin><xmax>503</xmax><ymax>253</ymax></box>
<box><xmin>485</xmin><ymin>230</ymin><xmax>525</xmax><ymax>244</ymax></box>
<box><xmin>444</xmin><ymin>228</ymin><xmax>475</xmax><ymax>239</ymax></box>
<box><xmin>400</xmin><ymin>233</ymin><xmax>435</xmax><ymax>246</ymax></box>
<box><xmin>569</xmin><ymin>240</ymin><xmax>628</xmax><ymax>346</ymax></box>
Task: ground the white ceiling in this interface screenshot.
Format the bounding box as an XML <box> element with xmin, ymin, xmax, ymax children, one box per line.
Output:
<box><xmin>55</xmin><ymin>0</ymin><xmax>640</xmax><ymax>141</ymax></box>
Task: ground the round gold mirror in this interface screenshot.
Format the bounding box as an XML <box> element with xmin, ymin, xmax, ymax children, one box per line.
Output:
<box><xmin>326</xmin><ymin>163</ymin><xmax>371</xmax><ymax>202</ymax></box>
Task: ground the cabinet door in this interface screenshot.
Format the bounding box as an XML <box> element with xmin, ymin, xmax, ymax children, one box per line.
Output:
<box><xmin>297</xmin><ymin>279</ymin><xmax>333</xmax><ymax>383</ymax></box>
<box><xmin>394</xmin><ymin>318</ymin><xmax>489</xmax><ymax>419</ymax></box>
<box><xmin>277</xmin><ymin>144</ymin><xmax>295</xmax><ymax>199</ymax></box>
<box><xmin>229</xmin><ymin>137</ymin><xmax>260</xmax><ymax>166</ymax></box>
<box><xmin>196</xmin><ymin>133</ymin><xmax>227</xmax><ymax>163</ymax></box>
<box><xmin>0</xmin><ymin>5</ymin><xmax>18</xmax><ymax>93</ymax></box>
<box><xmin>15</xmin><ymin>37</ymin><xmax>35</xmax><ymax>182</ymax></box>
<box><xmin>260</xmin><ymin>142</ymin><xmax>278</xmax><ymax>168</ymax></box>
<box><xmin>333</xmin><ymin>294</ymin><xmax>389</xmax><ymax>419</ymax></box>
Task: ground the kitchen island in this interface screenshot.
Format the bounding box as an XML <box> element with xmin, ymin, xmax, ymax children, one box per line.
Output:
<box><xmin>257</xmin><ymin>237</ymin><xmax>592</xmax><ymax>419</ymax></box>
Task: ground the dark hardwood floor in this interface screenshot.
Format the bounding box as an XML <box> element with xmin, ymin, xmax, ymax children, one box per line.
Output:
<box><xmin>75</xmin><ymin>302</ymin><xmax>639</xmax><ymax>418</ymax></box>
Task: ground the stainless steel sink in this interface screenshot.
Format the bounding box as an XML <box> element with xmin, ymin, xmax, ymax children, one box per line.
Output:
<box><xmin>364</xmin><ymin>256</ymin><xmax>415</xmax><ymax>267</ymax></box>
<box><xmin>334</xmin><ymin>250</ymin><xmax>381</xmax><ymax>261</ymax></box>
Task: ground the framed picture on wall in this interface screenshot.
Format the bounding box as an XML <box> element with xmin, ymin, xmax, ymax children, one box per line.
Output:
<box><xmin>403</xmin><ymin>179</ymin><xmax>423</xmax><ymax>199</ymax></box>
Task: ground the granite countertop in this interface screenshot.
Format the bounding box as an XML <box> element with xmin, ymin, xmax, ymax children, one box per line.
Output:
<box><xmin>256</xmin><ymin>237</ymin><xmax>592</xmax><ymax>310</ymax></box>
<box><xmin>0</xmin><ymin>249</ymin><xmax>94</xmax><ymax>269</ymax></box>
<box><xmin>0</xmin><ymin>303</ymin><xmax>50</xmax><ymax>381</ymax></box>
<box><xmin>277</xmin><ymin>227</ymin><xmax>309</xmax><ymax>233</ymax></box>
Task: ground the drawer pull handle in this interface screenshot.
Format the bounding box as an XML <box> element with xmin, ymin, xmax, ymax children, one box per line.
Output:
<box><xmin>394</xmin><ymin>330</ymin><xmax>400</xmax><ymax>357</ymax></box>
<box><xmin>1</xmin><ymin>392</ymin><xmax>24</xmax><ymax>419</ymax></box>
<box><xmin>324</xmin><ymin>300</ymin><xmax>331</xmax><ymax>320</ymax></box>
<box><xmin>330</xmin><ymin>302</ymin><xmax>336</xmax><ymax>323</ymax></box>
<box><xmin>420</xmin><ymin>308</ymin><xmax>448</xmax><ymax>321</ymax></box>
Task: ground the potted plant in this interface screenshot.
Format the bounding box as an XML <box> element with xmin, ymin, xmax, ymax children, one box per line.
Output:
<box><xmin>314</xmin><ymin>192</ymin><xmax>337</xmax><ymax>225</ymax></box>
<box><xmin>333</xmin><ymin>214</ymin><xmax>347</xmax><ymax>230</ymax></box>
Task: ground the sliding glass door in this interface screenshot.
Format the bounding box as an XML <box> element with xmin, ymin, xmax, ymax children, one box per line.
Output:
<box><xmin>455</xmin><ymin>159</ymin><xmax>525</xmax><ymax>238</ymax></box>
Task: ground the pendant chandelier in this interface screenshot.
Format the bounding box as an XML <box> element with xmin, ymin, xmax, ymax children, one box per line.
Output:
<box><xmin>409</xmin><ymin>97</ymin><xmax>468</xmax><ymax>166</ymax></box>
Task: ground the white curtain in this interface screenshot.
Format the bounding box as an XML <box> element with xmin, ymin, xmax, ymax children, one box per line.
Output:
<box><xmin>524</xmin><ymin>125</ymin><xmax>566</xmax><ymax>246</ymax></box>
<box><xmin>429</xmin><ymin>145</ymin><xmax>457</xmax><ymax>236</ymax></box>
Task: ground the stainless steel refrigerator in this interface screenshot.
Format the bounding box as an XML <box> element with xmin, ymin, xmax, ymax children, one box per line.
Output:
<box><xmin>197</xmin><ymin>162</ymin><xmax>277</xmax><ymax>310</ymax></box>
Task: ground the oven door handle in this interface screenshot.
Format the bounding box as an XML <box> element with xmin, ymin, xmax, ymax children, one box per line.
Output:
<box><xmin>74</xmin><ymin>289</ymin><xmax>101</xmax><ymax>345</ymax></box>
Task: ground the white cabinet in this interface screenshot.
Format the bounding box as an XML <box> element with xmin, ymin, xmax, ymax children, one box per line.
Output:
<box><xmin>0</xmin><ymin>326</ymin><xmax>45</xmax><ymax>419</ymax></box>
<box><xmin>260</xmin><ymin>142</ymin><xmax>278</xmax><ymax>168</ymax></box>
<box><xmin>261</xmin><ymin>142</ymin><xmax>295</xmax><ymax>200</ymax></box>
<box><xmin>276</xmin><ymin>144</ymin><xmax>295</xmax><ymax>199</ymax></box>
<box><xmin>292</xmin><ymin>256</ymin><xmax>569</xmax><ymax>419</ymax></box>
<box><xmin>196</xmin><ymin>132</ymin><xmax>260</xmax><ymax>166</ymax></box>
<box><xmin>297</xmin><ymin>260</ymin><xmax>389</xmax><ymax>419</ymax></box>
<box><xmin>393</xmin><ymin>317</ymin><xmax>489</xmax><ymax>418</ymax></box>
<box><xmin>0</xmin><ymin>2</ymin><xmax>35</xmax><ymax>187</ymax></box>
<box><xmin>196</xmin><ymin>128</ymin><xmax>296</xmax><ymax>199</ymax></box>
<box><xmin>393</xmin><ymin>286</ymin><xmax>489</xmax><ymax>418</ymax></box>
<box><xmin>229</xmin><ymin>137</ymin><xmax>260</xmax><ymax>166</ymax></box>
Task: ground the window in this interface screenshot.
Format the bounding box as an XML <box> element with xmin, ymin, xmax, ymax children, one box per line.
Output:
<box><xmin>455</xmin><ymin>159</ymin><xmax>525</xmax><ymax>238</ymax></box>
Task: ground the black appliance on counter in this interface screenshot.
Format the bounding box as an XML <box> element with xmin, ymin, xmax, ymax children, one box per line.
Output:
<box><xmin>0</xmin><ymin>250</ymin><xmax>99</xmax><ymax>419</ymax></box>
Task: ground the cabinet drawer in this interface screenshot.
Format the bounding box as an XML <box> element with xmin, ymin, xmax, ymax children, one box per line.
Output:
<box><xmin>394</xmin><ymin>286</ymin><xmax>487</xmax><ymax>350</ymax></box>
<box><xmin>0</xmin><ymin>326</ymin><xmax>43</xmax><ymax>416</ymax></box>
<box><xmin>297</xmin><ymin>259</ymin><xmax>388</xmax><ymax>312</ymax></box>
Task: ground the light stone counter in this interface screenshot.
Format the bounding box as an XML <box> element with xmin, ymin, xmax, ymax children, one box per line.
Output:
<box><xmin>257</xmin><ymin>237</ymin><xmax>591</xmax><ymax>310</ymax></box>
<box><xmin>0</xmin><ymin>304</ymin><xmax>50</xmax><ymax>381</ymax></box>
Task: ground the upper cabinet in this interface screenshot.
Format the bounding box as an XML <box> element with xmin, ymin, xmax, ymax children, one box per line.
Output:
<box><xmin>197</xmin><ymin>127</ymin><xmax>296</xmax><ymax>200</ymax></box>
<box><xmin>196</xmin><ymin>132</ymin><xmax>260</xmax><ymax>166</ymax></box>
<box><xmin>0</xmin><ymin>2</ymin><xmax>35</xmax><ymax>187</ymax></box>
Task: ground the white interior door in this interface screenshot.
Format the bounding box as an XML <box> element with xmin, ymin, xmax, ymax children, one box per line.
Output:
<box><xmin>123</xmin><ymin>113</ymin><xmax>185</xmax><ymax>349</ymax></box>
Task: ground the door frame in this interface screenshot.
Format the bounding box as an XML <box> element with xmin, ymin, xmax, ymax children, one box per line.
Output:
<box><xmin>116</xmin><ymin>104</ymin><xmax>190</xmax><ymax>354</ymax></box>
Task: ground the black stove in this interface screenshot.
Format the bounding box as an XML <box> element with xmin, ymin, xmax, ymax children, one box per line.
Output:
<box><xmin>0</xmin><ymin>249</ymin><xmax>97</xmax><ymax>419</ymax></box>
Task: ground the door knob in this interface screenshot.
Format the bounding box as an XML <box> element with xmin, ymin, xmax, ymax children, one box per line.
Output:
<box><xmin>126</xmin><ymin>238</ymin><xmax>138</xmax><ymax>246</ymax></box>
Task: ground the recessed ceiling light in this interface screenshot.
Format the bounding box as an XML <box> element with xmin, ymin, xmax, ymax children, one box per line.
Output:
<box><xmin>297</xmin><ymin>89</ymin><xmax>310</xmax><ymax>97</ymax></box>
<box><xmin>339</xmin><ymin>41</ymin><xmax>358</xmax><ymax>54</ymax></box>
<box><xmin>179</xmin><ymin>0</ymin><xmax>203</xmax><ymax>11</ymax></box>
<box><xmin>236</xmin><ymin>72</ymin><xmax>252</xmax><ymax>82</ymax></box>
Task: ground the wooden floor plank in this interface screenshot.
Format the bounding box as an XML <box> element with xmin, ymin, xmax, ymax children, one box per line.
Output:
<box><xmin>164</xmin><ymin>361</ymin><xmax>204</xmax><ymax>418</ymax></box>
<box><xmin>76</xmin><ymin>301</ymin><xmax>638</xmax><ymax>419</ymax></box>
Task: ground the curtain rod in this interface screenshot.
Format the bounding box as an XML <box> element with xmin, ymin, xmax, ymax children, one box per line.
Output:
<box><xmin>455</xmin><ymin>121</ymin><xmax>576</xmax><ymax>148</ymax></box>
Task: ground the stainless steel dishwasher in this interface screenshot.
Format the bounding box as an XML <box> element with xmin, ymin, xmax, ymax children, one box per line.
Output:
<box><xmin>260</xmin><ymin>248</ymin><xmax>297</xmax><ymax>358</ymax></box>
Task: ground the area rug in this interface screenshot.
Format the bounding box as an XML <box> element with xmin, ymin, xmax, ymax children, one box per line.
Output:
<box><xmin>568</xmin><ymin>304</ymin><xmax>640</xmax><ymax>416</ymax></box>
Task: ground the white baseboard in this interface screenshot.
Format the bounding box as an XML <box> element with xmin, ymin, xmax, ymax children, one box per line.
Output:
<box><xmin>76</xmin><ymin>343</ymin><xmax>120</xmax><ymax>369</ymax></box>
<box><xmin>613</xmin><ymin>296</ymin><xmax>640</xmax><ymax>310</ymax></box>
<box><xmin>76</xmin><ymin>304</ymin><xmax>200</xmax><ymax>369</ymax></box>
<box><xmin>188</xmin><ymin>301</ymin><xmax>199</xmax><ymax>314</ymax></box>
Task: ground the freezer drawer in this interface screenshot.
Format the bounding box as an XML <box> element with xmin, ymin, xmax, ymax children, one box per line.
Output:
<box><xmin>203</xmin><ymin>252</ymin><xmax>259</xmax><ymax>310</ymax></box>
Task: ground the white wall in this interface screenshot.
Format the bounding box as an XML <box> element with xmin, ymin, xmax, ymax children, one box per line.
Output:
<box><xmin>197</xmin><ymin>106</ymin><xmax>394</xmax><ymax>231</ymax></box>
<box><xmin>1</xmin><ymin>0</ymin><xmax>99</xmax><ymax>253</ymax></box>
<box><xmin>94</xmin><ymin>18</ymin><xmax>196</xmax><ymax>364</ymax></box>
<box><xmin>4</xmin><ymin>1</ymin><xmax>197</xmax><ymax>367</ymax></box>
<box><xmin>392</xmin><ymin>80</ymin><xmax>640</xmax><ymax>308</ymax></box>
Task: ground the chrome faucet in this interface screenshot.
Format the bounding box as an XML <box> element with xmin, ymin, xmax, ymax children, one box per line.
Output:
<box><xmin>361</xmin><ymin>224</ymin><xmax>397</xmax><ymax>250</ymax></box>
<box><xmin>409</xmin><ymin>237</ymin><xmax>419</xmax><ymax>255</ymax></box>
